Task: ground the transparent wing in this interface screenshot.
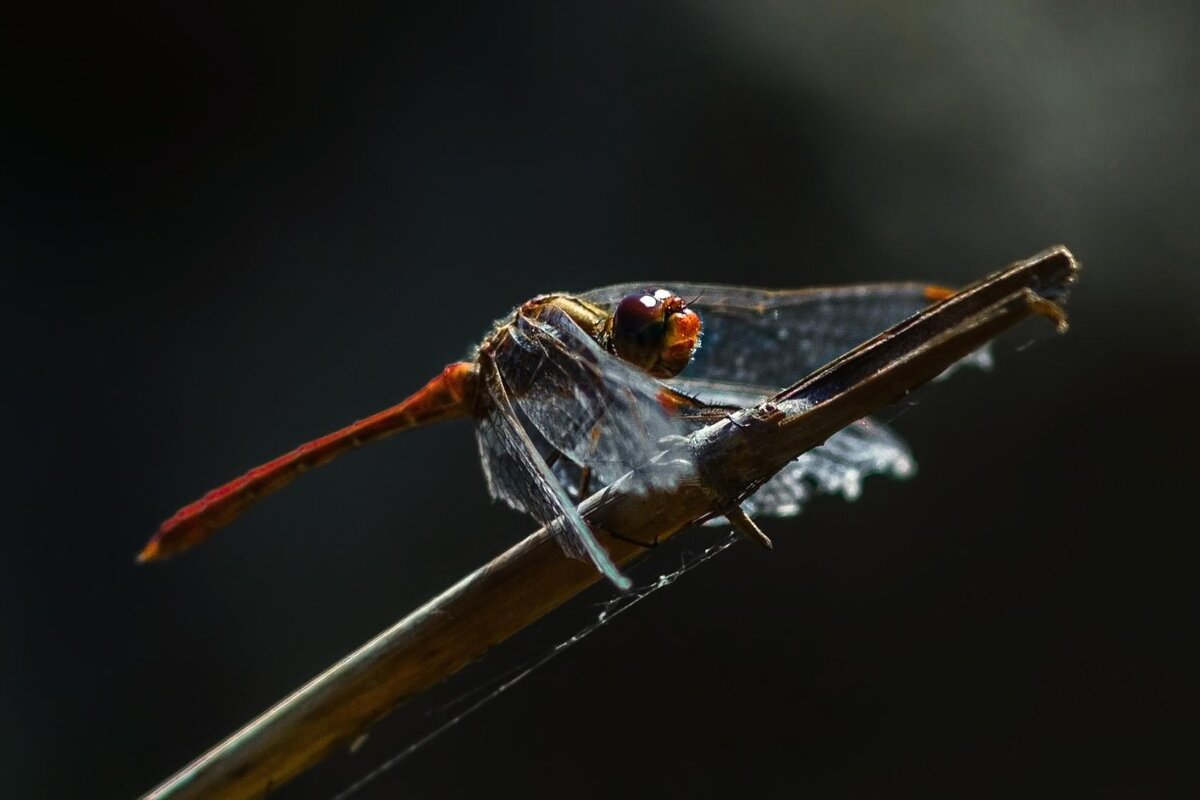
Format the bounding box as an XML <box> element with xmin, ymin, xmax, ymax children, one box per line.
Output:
<box><xmin>660</xmin><ymin>377</ymin><xmax>915</xmax><ymax>520</ymax></box>
<box><xmin>476</xmin><ymin>356</ymin><xmax>630</xmax><ymax>590</ymax></box>
<box><xmin>736</xmin><ymin>416</ymin><xmax>914</xmax><ymax>519</ymax></box>
<box><xmin>550</xmin><ymin>373</ymin><xmax>915</xmax><ymax>518</ymax></box>
<box><xmin>578</xmin><ymin>281</ymin><xmax>961</xmax><ymax>390</ymax></box>
<box><xmin>490</xmin><ymin>305</ymin><xmax>691</xmax><ymax>491</ymax></box>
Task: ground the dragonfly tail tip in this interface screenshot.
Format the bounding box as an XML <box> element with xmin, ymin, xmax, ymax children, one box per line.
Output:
<box><xmin>135</xmin><ymin>539</ymin><xmax>161</xmax><ymax>564</ymax></box>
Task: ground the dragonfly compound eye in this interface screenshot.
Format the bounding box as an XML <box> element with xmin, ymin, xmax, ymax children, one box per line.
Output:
<box><xmin>612</xmin><ymin>289</ymin><xmax>701</xmax><ymax>378</ymax></box>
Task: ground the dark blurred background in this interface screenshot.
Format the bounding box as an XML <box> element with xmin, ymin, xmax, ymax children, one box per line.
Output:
<box><xmin>7</xmin><ymin>3</ymin><xmax>1198</xmax><ymax>797</ymax></box>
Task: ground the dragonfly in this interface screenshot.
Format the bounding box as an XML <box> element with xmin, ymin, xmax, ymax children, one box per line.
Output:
<box><xmin>137</xmin><ymin>279</ymin><xmax>970</xmax><ymax>589</ymax></box>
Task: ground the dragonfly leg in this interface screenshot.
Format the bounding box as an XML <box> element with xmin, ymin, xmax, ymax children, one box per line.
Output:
<box><xmin>725</xmin><ymin>506</ymin><xmax>773</xmax><ymax>550</ymax></box>
<box><xmin>577</xmin><ymin>465</ymin><xmax>592</xmax><ymax>499</ymax></box>
<box><xmin>1021</xmin><ymin>288</ymin><xmax>1071</xmax><ymax>333</ymax></box>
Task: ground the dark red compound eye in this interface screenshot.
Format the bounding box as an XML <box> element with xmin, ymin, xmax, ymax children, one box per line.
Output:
<box><xmin>613</xmin><ymin>291</ymin><xmax>667</xmax><ymax>338</ymax></box>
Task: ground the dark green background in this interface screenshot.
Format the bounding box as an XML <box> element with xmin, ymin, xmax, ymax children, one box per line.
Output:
<box><xmin>8</xmin><ymin>3</ymin><xmax>1197</xmax><ymax>797</ymax></box>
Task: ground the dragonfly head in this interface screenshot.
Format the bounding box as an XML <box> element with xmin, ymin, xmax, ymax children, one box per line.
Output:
<box><xmin>611</xmin><ymin>289</ymin><xmax>701</xmax><ymax>378</ymax></box>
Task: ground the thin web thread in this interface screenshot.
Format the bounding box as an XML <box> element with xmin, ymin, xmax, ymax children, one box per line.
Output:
<box><xmin>333</xmin><ymin>533</ymin><xmax>740</xmax><ymax>800</ymax></box>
